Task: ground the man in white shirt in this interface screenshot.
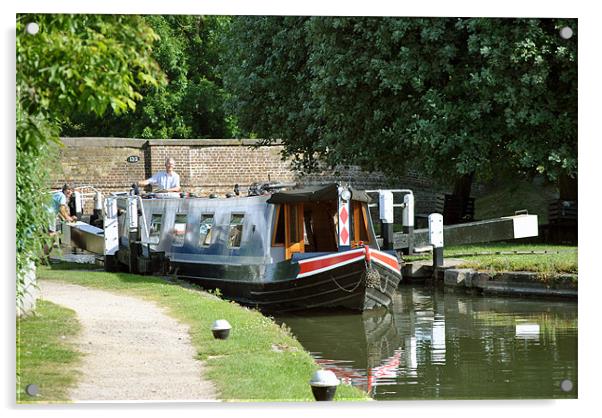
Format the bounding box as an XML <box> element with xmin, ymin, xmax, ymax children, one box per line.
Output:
<box><xmin>138</xmin><ymin>157</ymin><xmax>181</xmax><ymax>192</ymax></box>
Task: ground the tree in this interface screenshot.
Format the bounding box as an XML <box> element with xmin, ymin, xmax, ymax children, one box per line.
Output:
<box><xmin>222</xmin><ymin>17</ymin><xmax>577</xmax><ymax>199</ymax></box>
<box><xmin>222</xmin><ymin>17</ymin><xmax>319</xmax><ymax>171</ymax></box>
<box><xmin>16</xmin><ymin>14</ymin><xmax>164</xmax><ymax>307</ymax></box>
<box><xmin>63</xmin><ymin>15</ymin><xmax>235</xmax><ymax>139</ymax></box>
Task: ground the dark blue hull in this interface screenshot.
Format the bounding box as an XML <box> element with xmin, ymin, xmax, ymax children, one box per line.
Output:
<box><xmin>173</xmin><ymin>258</ymin><xmax>401</xmax><ymax>312</ymax></box>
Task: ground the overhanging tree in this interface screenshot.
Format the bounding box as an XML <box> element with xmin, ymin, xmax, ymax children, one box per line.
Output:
<box><xmin>222</xmin><ymin>17</ymin><xmax>577</xmax><ymax>201</ymax></box>
<box><xmin>16</xmin><ymin>14</ymin><xmax>165</xmax><ymax>308</ymax></box>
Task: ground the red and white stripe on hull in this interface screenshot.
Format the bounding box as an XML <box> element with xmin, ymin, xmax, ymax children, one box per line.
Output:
<box><xmin>296</xmin><ymin>248</ymin><xmax>401</xmax><ymax>279</ymax></box>
<box><xmin>370</xmin><ymin>249</ymin><xmax>401</xmax><ymax>275</ymax></box>
<box><xmin>296</xmin><ymin>248</ymin><xmax>365</xmax><ymax>278</ymax></box>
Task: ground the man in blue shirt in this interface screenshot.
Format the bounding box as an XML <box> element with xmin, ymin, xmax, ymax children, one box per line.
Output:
<box><xmin>138</xmin><ymin>157</ymin><xmax>181</xmax><ymax>192</ymax></box>
<box><xmin>44</xmin><ymin>183</ymin><xmax>76</xmax><ymax>257</ymax></box>
<box><xmin>49</xmin><ymin>183</ymin><xmax>76</xmax><ymax>233</ymax></box>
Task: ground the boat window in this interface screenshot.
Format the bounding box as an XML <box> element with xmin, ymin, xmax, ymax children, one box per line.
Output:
<box><xmin>303</xmin><ymin>214</ymin><xmax>312</xmax><ymax>246</ymax></box>
<box><xmin>284</xmin><ymin>203</ymin><xmax>305</xmax><ymax>259</ymax></box>
<box><xmin>199</xmin><ymin>214</ymin><xmax>214</xmax><ymax>247</ymax></box>
<box><xmin>272</xmin><ymin>206</ymin><xmax>285</xmax><ymax>245</ymax></box>
<box><xmin>149</xmin><ymin>214</ymin><xmax>163</xmax><ymax>244</ymax></box>
<box><xmin>173</xmin><ymin>214</ymin><xmax>187</xmax><ymax>247</ymax></box>
<box><xmin>289</xmin><ymin>204</ymin><xmax>301</xmax><ymax>243</ymax></box>
<box><xmin>228</xmin><ymin>214</ymin><xmax>245</xmax><ymax>248</ymax></box>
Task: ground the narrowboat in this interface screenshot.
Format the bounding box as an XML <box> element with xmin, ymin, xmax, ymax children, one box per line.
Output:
<box><xmin>104</xmin><ymin>183</ymin><xmax>402</xmax><ymax>312</ymax></box>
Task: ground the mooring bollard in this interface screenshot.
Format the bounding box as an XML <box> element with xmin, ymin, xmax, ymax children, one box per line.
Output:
<box><xmin>428</xmin><ymin>213</ymin><xmax>444</xmax><ymax>267</ymax></box>
<box><xmin>211</xmin><ymin>319</ymin><xmax>232</xmax><ymax>340</ymax></box>
<box><xmin>309</xmin><ymin>369</ymin><xmax>340</xmax><ymax>401</ymax></box>
<box><xmin>379</xmin><ymin>190</ymin><xmax>394</xmax><ymax>250</ymax></box>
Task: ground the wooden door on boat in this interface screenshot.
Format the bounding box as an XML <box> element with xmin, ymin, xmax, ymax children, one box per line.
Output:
<box><xmin>284</xmin><ymin>203</ymin><xmax>304</xmax><ymax>259</ymax></box>
<box><xmin>351</xmin><ymin>201</ymin><xmax>371</xmax><ymax>246</ymax></box>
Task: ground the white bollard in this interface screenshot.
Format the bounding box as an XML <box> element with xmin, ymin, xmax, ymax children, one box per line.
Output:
<box><xmin>428</xmin><ymin>213</ymin><xmax>444</xmax><ymax>267</ymax></box>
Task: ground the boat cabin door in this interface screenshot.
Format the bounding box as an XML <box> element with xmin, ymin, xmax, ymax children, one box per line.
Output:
<box><xmin>284</xmin><ymin>203</ymin><xmax>304</xmax><ymax>259</ymax></box>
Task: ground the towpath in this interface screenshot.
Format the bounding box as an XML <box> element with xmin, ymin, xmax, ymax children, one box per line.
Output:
<box><xmin>39</xmin><ymin>281</ymin><xmax>218</xmax><ymax>401</ymax></box>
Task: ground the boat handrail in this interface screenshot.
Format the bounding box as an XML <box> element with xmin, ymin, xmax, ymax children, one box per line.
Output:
<box><xmin>365</xmin><ymin>189</ymin><xmax>413</xmax><ymax>208</ymax></box>
<box><xmin>136</xmin><ymin>195</ymin><xmax>149</xmax><ymax>239</ymax></box>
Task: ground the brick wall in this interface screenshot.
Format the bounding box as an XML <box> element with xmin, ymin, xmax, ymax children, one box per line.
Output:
<box><xmin>57</xmin><ymin>138</ymin><xmax>147</xmax><ymax>194</ymax></box>
<box><xmin>144</xmin><ymin>139</ymin><xmax>298</xmax><ymax>195</ymax></box>
<box><xmin>53</xmin><ymin>138</ymin><xmax>447</xmax><ymax>214</ymax></box>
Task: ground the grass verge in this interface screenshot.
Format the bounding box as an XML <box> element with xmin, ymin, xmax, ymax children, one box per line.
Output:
<box><xmin>405</xmin><ymin>243</ymin><xmax>577</xmax><ymax>278</ymax></box>
<box><xmin>36</xmin><ymin>265</ymin><xmax>369</xmax><ymax>402</ymax></box>
<box><xmin>16</xmin><ymin>300</ymin><xmax>82</xmax><ymax>403</ymax></box>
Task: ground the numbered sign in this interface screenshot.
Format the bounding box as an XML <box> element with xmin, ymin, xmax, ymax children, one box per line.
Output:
<box><xmin>126</xmin><ymin>155</ymin><xmax>140</xmax><ymax>163</ymax></box>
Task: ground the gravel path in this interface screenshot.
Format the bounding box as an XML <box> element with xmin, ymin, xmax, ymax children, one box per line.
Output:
<box><xmin>40</xmin><ymin>281</ymin><xmax>218</xmax><ymax>402</ymax></box>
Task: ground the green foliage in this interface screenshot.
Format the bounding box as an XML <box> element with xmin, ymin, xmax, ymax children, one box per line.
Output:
<box><xmin>222</xmin><ymin>17</ymin><xmax>318</xmax><ymax>171</ymax></box>
<box><xmin>16</xmin><ymin>14</ymin><xmax>164</xmax><ymax>301</ymax></box>
<box><xmin>222</xmin><ymin>17</ymin><xmax>577</xmax><ymax>183</ymax></box>
<box><xmin>17</xmin><ymin>14</ymin><xmax>163</xmax><ymax>120</ymax></box>
<box><xmin>64</xmin><ymin>15</ymin><xmax>234</xmax><ymax>139</ymax></box>
<box><xmin>16</xmin><ymin>108</ymin><xmax>59</xmax><ymax>275</ymax></box>
<box><xmin>16</xmin><ymin>300</ymin><xmax>82</xmax><ymax>403</ymax></box>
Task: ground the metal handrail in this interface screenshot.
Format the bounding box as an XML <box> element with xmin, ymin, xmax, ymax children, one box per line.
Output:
<box><xmin>365</xmin><ymin>189</ymin><xmax>413</xmax><ymax>208</ymax></box>
<box><xmin>136</xmin><ymin>195</ymin><xmax>149</xmax><ymax>239</ymax></box>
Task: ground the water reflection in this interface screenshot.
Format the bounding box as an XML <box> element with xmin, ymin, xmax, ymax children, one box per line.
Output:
<box><xmin>275</xmin><ymin>306</ymin><xmax>402</xmax><ymax>393</ymax></box>
<box><xmin>274</xmin><ymin>286</ymin><xmax>577</xmax><ymax>400</ymax></box>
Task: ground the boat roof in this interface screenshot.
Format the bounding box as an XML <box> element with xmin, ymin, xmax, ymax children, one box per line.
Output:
<box><xmin>267</xmin><ymin>183</ymin><xmax>371</xmax><ymax>204</ymax></box>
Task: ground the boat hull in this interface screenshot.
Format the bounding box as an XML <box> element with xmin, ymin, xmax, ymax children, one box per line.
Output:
<box><xmin>174</xmin><ymin>255</ymin><xmax>401</xmax><ymax>312</ymax></box>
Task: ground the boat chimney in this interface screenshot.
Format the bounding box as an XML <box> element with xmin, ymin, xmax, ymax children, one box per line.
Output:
<box><xmin>94</xmin><ymin>191</ymin><xmax>103</xmax><ymax>211</ymax></box>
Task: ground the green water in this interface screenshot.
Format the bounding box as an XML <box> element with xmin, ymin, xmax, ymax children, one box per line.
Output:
<box><xmin>274</xmin><ymin>286</ymin><xmax>577</xmax><ymax>400</ymax></box>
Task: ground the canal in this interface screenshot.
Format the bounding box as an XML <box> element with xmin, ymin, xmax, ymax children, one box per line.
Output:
<box><xmin>273</xmin><ymin>285</ymin><xmax>577</xmax><ymax>400</ymax></box>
